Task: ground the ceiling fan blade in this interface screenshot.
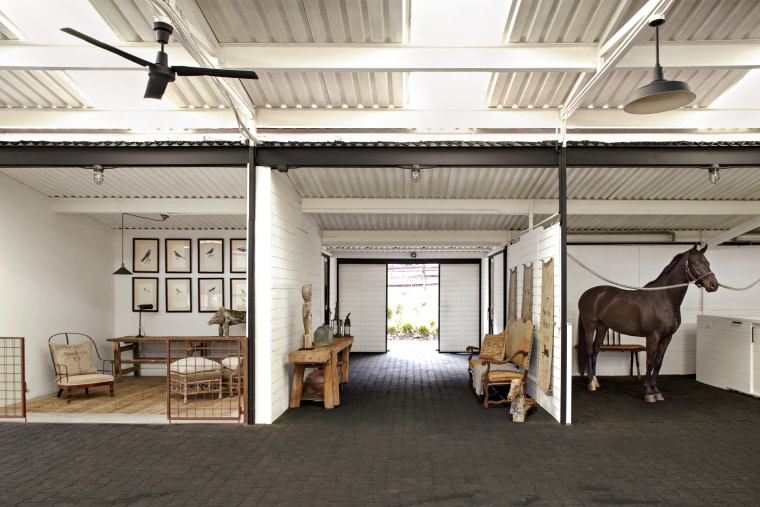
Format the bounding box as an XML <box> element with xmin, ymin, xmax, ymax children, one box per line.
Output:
<box><xmin>144</xmin><ymin>75</ymin><xmax>171</xmax><ymax>99</ymax></box>
<box><xmin>61</xmin><ymin>27</ymin><xmax>152</xmax><ymax>68</ymax></box>
<box><xmin>173</xmin><ymin>66</ymin><xmax>259</xmax><ymax>80</ymax></box>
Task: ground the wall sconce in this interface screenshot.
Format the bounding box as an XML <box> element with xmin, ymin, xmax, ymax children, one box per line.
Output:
<box><xmin>92</xmin><ymin>164</ymin><xmax>105</xmax><ymax>185</ymax></box>
<box><xmin>708</xmin><ymin>164</ymin><xmax>720</xmax><ymax>184</ymax></box>
<box><xmin>114</xmin><ymin>212</ymin><xmax>170</xmax><ymax>275</ymax></box>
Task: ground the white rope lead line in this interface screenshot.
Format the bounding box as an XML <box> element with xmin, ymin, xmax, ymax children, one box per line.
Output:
<box><xmin>567</xmin><ymin>252</ymin><xmax>760</xmax><ymax>292</ymax></box>
<box><xmin>567</xmin><ymin>252</ymin><xmax>691</xmax><ymax>291</ymax></box>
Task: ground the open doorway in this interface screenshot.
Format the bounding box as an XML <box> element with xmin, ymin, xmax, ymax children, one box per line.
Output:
<box><xmin>387</xmin><ymin>264</ymin><xmax>439</xmax><ymax>352</ymax></box>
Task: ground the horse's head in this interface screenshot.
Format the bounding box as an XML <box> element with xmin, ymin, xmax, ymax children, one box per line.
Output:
<box><xmin>686</xmin><ymin>245</ymin><xmax>718</xmax><ymax>292</ymax></box>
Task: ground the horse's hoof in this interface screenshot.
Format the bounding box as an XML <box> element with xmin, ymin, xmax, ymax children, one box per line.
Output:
<box><xmin>644</xmin><ymin>394</ymin><xmax>657</xmax><ymax>403</ymax></box>
<box><xmin>654</xmin><ymin>392</ymin><xmax>664</xmax><ymax>401</ymax></box>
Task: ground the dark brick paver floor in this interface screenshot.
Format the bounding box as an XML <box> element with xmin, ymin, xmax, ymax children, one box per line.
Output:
<box><xmin>1</xmin><ymin>341</ymin><xmax>758</xmax><ymax>506</ymax></box>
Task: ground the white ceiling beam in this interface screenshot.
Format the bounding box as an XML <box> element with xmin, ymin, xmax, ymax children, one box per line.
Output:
<box><xmin>304</xmin><ymin>198</ymin><xmax>760</xmax><ymax>216</ymax></box>
<box><xmin>560</xmin><ymin>0</ymin><xmax>675</xmax><ymax>122</ymax></box>
<box><xmin>705</xmin><ymin>216</ymin><xmax>760</xmax><ymax>247</ymax></box>
<box><xmin>321</xmin><ymin>230</ymin><xmax>512</xmax><ymax>247</ymax></box>
<box><xmin>50</xmin><ymin>197</ymin><xmax>246</xmax><ymax>215</ymax></box>
<box><xmin>3</xmin><ymin>107</ymin><xmax>757</xmax><ymax>133</ymax></box>
<box><xmin>0</xmin><ymin>109</ymin><xmax>240</xmax><ymax>130</ymax></box>
<box><xmin>258</xmin><ymin>108</ymin><xmax>760</xmax><ymax>131</ymax></box>
<box><xmin>3</xmin><ymin>41</ymin><xmax>757</xmax><ymax>72</ymax></box>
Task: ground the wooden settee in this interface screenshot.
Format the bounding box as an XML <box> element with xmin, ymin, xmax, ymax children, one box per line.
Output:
<box><xmin>466</xmin><ymin>319</ymin><xmax>535</xmax><ymax>420</ymax></box>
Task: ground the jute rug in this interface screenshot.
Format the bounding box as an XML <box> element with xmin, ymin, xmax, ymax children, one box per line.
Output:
<box><xmin>26</xmin><ymin>377</ymin><xmax>167</xmax><ymax>415</ymax></box>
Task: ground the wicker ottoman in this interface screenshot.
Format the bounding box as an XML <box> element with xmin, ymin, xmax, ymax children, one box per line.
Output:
<box><xmin>169</xmin><ymin>358</ymin><xmax>223</xmax><ymax>403</ymax></box>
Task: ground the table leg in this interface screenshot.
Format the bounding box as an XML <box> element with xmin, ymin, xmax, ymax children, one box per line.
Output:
<box><xmin>112</xmin><ymin>342</ymin><xmax>122</xmax><ymax>381</ymax></box>
<box><xmin>323</xmin><ymin>359</ymin><xmax>335</xmax><ymax>409</ymax></box>
<box><xmin>289</xmin><ymin>364</ymin><xmax>306</xmax><ymax>408</ymax></box>
<box><xmin>341</xmin><ymin>345</ymin><xmax>352</xmax><ymax>383</ymax></box>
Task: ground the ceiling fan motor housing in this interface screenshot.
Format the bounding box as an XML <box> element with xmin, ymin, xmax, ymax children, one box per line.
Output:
<box><xmin>153</xmin><ymin>20</ymin><xmax>173</xmax><ymax>44</ymax></box>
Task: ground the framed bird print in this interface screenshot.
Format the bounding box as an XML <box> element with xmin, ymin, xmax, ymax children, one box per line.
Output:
<box><xmin>198</xmin><ymin>238</ymin><xmax>224</xmax><ymax>273</ymax></box>
<box><xmin>198</xmin><ymin>278</ymin><xmax>224</xmax><ymax>312</ymax></box>
<box><xmin>231</xmin><ymin>278</ymin><xmax>247</xmax><ymax>311</ymax></box>
<box><xmin>166</xmin><ymin>278</ymin><xmax>192</xmax><ymax>312</ymax></box>
<box><xmin>133</xmin><ymin>238</ymin><xmax>159</xmax><ymax>273</ymax></box>
<box><xmin>230</xmin><ymin>238</ymin><xmax>247</xmax><ymax>273</ymax></box>
<box><xmin>132</xmin><ymin>277</ymin><xmax>158</xmax><ymax>312</ymax></box>
<box><xmin>165</xmin><ymin>238</ymin><xmax>191</xmax><ymax>273</ymax></box>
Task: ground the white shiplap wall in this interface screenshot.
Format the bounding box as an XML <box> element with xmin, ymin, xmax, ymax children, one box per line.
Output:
<box><xmin>255</xmin><ymin>168</ymin><xmax>323</xmax><ymax>423</ymax></box>
<box><xmin>507</xmin><ymin>224</ymin><xmax>563</xmax><ymax>423</ymax></box>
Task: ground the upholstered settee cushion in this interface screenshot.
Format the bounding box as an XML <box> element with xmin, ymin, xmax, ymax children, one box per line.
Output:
<box><xmin>221</xmin><ymin>356</ymin><xmax>239</xmax><ymax>371</ymax></box>
<box><xmin>479</xmin><ymin>331</ymin><xmax>507</xmax><ymax>360</ymax></box>
<box><xmin>55</xmin><ymin>373</ymin><xmax>113</xmax><ymax>386</ymax></box>
<box><xmin>49</xmin><ymin>342</ymin><xmax>97</xmax><ymax>376</ymax></box>
<box><xmin>170</xmin><ymin>357</ymin><xmax>221</xmax><ymax>374</ymax></box>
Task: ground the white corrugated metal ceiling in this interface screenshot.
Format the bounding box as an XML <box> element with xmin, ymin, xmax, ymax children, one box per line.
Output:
<box><xmin>0</xmin><ymin>1</ymin><xmax>758</xmax><ymax>252</ymax></box>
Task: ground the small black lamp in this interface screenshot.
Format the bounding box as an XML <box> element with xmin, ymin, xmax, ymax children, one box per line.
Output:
<box><xmin>136</xmin><ymin>303</ymin><xmax>153</xmax><ymax>337</ymax></box>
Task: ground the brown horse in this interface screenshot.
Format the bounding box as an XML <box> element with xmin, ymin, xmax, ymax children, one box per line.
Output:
<box><xmin>577</xmin><ymin>245</ymin><xmax>718</xmax><ymax>402</ymax></box>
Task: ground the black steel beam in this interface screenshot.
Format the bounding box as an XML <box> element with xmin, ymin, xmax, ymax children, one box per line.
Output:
<box><xmin>565</xmin><ymin>145</ymin><xmax>760</xmax><ymax>167</ymax></box>
<box><xmin>0</xmin><ymin>144</ymin><xmax>250</xmax><ymax>167</ymax></box>
<box><xmin>254</xmin><ymin>145</ymin><xmax>560</xmax><ymax>168</ymax></box>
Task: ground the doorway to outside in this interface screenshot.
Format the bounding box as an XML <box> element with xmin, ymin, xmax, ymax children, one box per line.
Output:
<box><xmin>387</xmin><ymin>264</ymin><xmax>439</xmax><ymax>352</ymax></box>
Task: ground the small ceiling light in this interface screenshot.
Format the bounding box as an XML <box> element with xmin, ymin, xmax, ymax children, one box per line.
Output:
<box><xmin>623</xmin><ymin>17</ymin><xmax>695</xmax><ymax>114</ymax></box>
<box><xmin>93</xmin><ymin>165</ymin><xmax>105</xmax><ymax>185</ymax></box>
<box><xmin>411</xmin><ymin>165</ymin><xmax>421</xmax><ymax>184</ymax></box>
<box><xmin>708</xmin><ymin>164</ymin><xmax>720</xmax><ymax>184</ymax></box>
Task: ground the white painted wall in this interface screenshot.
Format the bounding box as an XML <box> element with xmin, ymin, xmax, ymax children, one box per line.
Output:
<box><xmin>567</xmin><ymin>244</ymin><xmax>760</xmax><ymax>376</ymax></box>
<box><xmin>255</xmin><ymin>169</ymin><xmax>323</xmax><ymax>423</ymax></box>
<box><xmin>0</xmin><ymin>172</ymin><xmax>114</xmax><ymax>401</ymax></box>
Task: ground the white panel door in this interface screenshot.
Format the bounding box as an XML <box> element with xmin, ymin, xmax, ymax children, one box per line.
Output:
<box><xmin>338</xmin><ymin>264</ymin><xmax>387</xmax><ymax>353</ymax></box>
<box><xmin>439</xmin><ymin>263</ymin><xmax>481</xmax><ymax>352</ymax></box>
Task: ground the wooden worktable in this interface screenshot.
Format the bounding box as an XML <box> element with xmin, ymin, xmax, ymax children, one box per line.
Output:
<box><xmin>288</xmin><ymin>336</ymin><xmax>353</xmax><ymax>409</ymax></box>
<box><xmin>107</xmin><ymin>336</ymin><xmax>244</xmax><ymax>381</ymax></box>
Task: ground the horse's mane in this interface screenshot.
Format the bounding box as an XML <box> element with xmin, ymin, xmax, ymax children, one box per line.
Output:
<box><xmin>643</xmin><ymin>250</ymin><xmax>688</xmax><ymax>288</ymax></box>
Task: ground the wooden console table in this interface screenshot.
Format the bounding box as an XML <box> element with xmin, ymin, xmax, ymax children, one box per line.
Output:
<box><xmin>107</xmin><ymin>336</ymin><xmax>244</xmax><ymax>381</ymax></box>
<box><xmin>288</xmin><ymin>336</ymin><xmax>353</xmax><ymax>409</ymax></box>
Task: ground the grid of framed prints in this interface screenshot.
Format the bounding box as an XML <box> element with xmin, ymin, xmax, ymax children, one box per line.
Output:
<box><xmin>129</xmin><ymin>238</ymin><xmax>247</xmax><ymax>313</ymax></box>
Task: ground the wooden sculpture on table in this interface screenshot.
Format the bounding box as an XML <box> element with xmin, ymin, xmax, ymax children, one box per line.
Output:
<box><xmin>302</xmin><ymin>284</ymin><xmax>314</xmax><ymax>349</ymax></box>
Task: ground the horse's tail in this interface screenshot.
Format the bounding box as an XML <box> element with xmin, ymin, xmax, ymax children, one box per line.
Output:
<box><xmin>577</xmin><ymin>321</ymin><xmax>588</xmax><ymax>376</ymax></box>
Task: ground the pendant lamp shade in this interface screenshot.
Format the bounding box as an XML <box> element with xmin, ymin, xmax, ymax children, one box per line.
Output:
<box><xmin>113</xmin><ymin>212</ymin><xmax>169</xmax><ymax>275</ymax></box>
<box><xmin>623</xmin><ymin>18</ymin><xmax>695</xmax><ymax>114</ymax></box>
<box><xmin>114</xmin><ymin>213</ymin><xmax>132</xmax><ymax>275</ymax></box>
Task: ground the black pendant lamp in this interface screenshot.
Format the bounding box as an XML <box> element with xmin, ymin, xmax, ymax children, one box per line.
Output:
<box><xmin>113</xmin><ymin>212</ymin><xmax>170</xmax><ymax>275</ymax></box>
<box><xmin>623</xmin><ymin>17</ymin><xmax>695</xmax><ymax>114</ymax></box>
<box><xmin>114</xmin><ymin>212</ymin><xmax>132</xmax><ymax>275</ymax></box>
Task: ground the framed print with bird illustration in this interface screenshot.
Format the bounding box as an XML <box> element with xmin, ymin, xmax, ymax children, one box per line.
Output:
<box><xmin>132</xmin><ymin>277</ymin><xmax>159</xmax><ymax>312</ymax></box>
<box><xmin>166</xmin><ymin>278</ymin><xmax>192</xmax><ymax>312</ymax></box>
<box><xmin>231</xmin><ymin>278</ymin><xmax>247</xmax><ymax>311</ymax></box>
<box><xmin>198</xmin><ymin>278</ymin><xmax>224</xmax><ymax>312</ymax></box>
<box><xmin>133</xmin><ymin>238</ymin><xmax>159</xmax><ymax>273</ymax></box>
<box><xmin>230</xmin><ymin>238</ymin><xmax>247</xmax><ymax>273</ymax></box>
<box><xmin>165</xmin><ymin>238</ymin><xmax>191</xmax><ymax>273</ymax></box>
<box><xmin>198</xmin><ymin>238</ymin><xmax>224</xmax><ymax>273</ymax></box>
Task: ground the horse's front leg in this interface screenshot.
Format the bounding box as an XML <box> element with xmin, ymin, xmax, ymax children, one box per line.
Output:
<box><xmin>649</xmin><ymin>334</ymin><xmax>674</xmax><ymax>402</ymax></box>
<box><xmin>643</xmin><ymin>337</ymin><xmax>658</xmax><ymax>403</ymax></box>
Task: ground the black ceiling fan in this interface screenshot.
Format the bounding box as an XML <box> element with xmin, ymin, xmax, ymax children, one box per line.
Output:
<box><xmin>61</xmin><ymin>21</ymin><xmax>258</xmax><ymax>100</ymax></box>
